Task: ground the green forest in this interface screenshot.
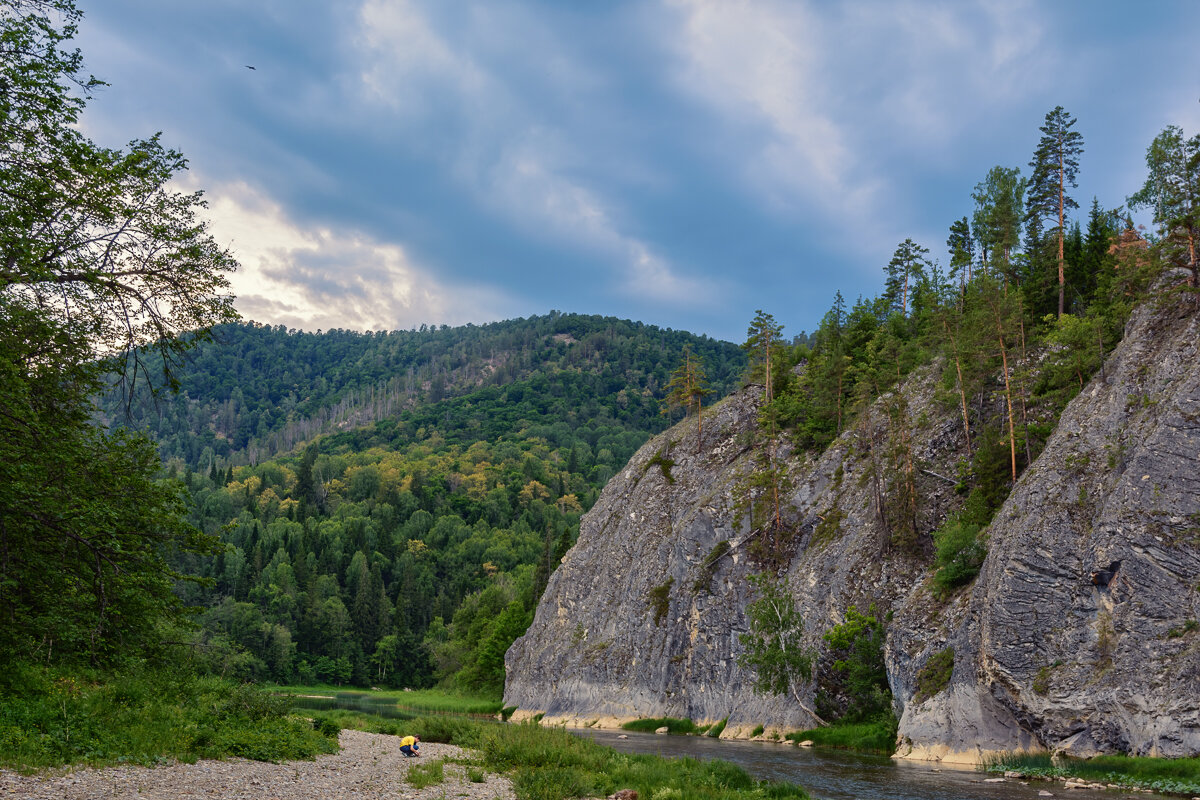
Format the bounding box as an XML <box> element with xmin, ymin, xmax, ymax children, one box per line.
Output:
<box><xmin>152</xmin><ymin>315</ymin><xmax>745</xmax><ymax>693</ymax></box>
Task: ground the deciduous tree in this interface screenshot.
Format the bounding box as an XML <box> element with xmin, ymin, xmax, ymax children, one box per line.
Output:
<box><xmin>1128</xmin><ymin>124</ymin><xmax>1200</xmax><ymax>288</ymax></box>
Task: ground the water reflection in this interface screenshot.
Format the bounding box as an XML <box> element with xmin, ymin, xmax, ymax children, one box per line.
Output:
<box><xmin>571</xmin><ymin>729</ymin><xmax>1134</xmax><ymax>800</ymax></box>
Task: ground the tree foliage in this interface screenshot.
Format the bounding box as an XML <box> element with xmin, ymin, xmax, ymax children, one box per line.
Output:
<box><xmin>0</xmin><ymin>0</ymin><xmax>235</xmax><ymax>667</ymax></box>
<box><xmin>1027</xmin><ymin>106</ymin><xmax>1084</xmax><ymax>317</ymax></box>
<box><xmin>737</xmin><ymin>573</ymin><xmax>816</xmax><ymax>717</ymax></box>
<box><xmin>1127</xmin><ymin>124</ymin><xmax>1200</xmax><ymax>287</ymax></box>
<box><xmin>817</xmin><ymin>605</ymin><xmax>891</xmax><ymax>723</ymax></box>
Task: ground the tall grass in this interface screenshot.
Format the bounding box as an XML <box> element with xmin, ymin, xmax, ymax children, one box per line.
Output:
<box><xmin>0</xmin><ymin>665</ymin><xmax>337</xmax><ymax>771</ymax></box>
<box><xmin>786</xmin><ymin>717</ymin><xmax>897</xmax><ymax>755</ymax></box>
<box><xmin>406</xmin><ymin>757</ymin><xmax>446</xmax><ymax>789</ymax></box>
<box><xmin>304</xmin><ymin>710</ymin><xmax>809</xmax><ymax>799</ymax></box>
<box><xmin>273</xmin><ymin>685</ymin><xmax>502</xmax><ymax>715</ymax></box>
<box><xmin>620</xmin><ymin>717</ymin><xmax>696</xmax><ymax>734</ymax></box>
<box><xmin>982</xmin><ymin>752</ymin><xmax>1200</xmax><ymax>795</ymax></box>
<box><xmin>481</xmin><ymin>722</ymin><xmax>809</xmax><ymax>800</ymax></box>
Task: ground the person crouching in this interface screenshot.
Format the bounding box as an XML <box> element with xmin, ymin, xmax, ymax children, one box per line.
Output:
<box><xmin>400</xmin><ymin>734</ymin><xmax>421</xmax><ymax>757</ymax></box>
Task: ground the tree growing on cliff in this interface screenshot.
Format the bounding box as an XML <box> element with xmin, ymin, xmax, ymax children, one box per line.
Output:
<box><xmin>662</xmin><ymin>344</ymin><xmax>712</xmax><ymax>452</ymax></box>
<box><xmin>738</xmin><ymin>573</ymin><xmax>822</xmax><ymax>722</ymax></box>
<box><xmin>1027</xmin><ymin>106</ymin><xmax>1084</xmax><ymax>317</ymax></box>
<box><xmin>742</xmin><ymin>311</ymin><xmax>788</xmax><ymax>551</ymax></box>
<box><xmin>1127</xmin><ymin>124</ymin><xmax>1200</xmax><ymax>288</ymax></box>
<box><xmin>883</xmin><ymin>238</ymin><xmax>931</xmax><ymax>316</ymax></box>
<box><xmin>972</xmin><ymin>166</ymin><xmax>1026</xmax><ymax>280</ymax></box>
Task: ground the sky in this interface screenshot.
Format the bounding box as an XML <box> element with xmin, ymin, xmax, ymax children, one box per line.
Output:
<box><xmin>75</xmin><ymin>0</ymin><xmax>1200</xmax><ymax>344</ymax></box>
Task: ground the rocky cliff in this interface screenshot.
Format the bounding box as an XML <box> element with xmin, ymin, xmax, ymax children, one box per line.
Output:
<box><xmin>504</xmin><ymin>295</ymin><xmax>1200</xmax><ymax>761</ymax></box>
<box><xmin>893</xmin><ymin>295</ymin><xmax>1200</xmax><ymax>761</ymax></box>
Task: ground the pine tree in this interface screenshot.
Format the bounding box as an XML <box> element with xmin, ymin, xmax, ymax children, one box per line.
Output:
<box><xmin>883</xmin><ymin>238</ymin><xmax>932</xmax><ymax>316</ymax></box>
<box><xmin>1027</xmin><ymin>106</ymin><xmax>1084</xmax><ymax>316</ymax></box>
<box><xmin>662</xmin><ymin>344</ymin><xmax>712</xmax><ymax>452</ymax></box>
<box><xmin>946</xmin><ymin>217</ymin><xmax>974</xmax><ymax>300</ymax></box>
<box><xmin>972</xmin><ymin>166</ymin><xmax>1026</xmax><ymax>280</ymax></box>
<box><xmin>742</xmin><ymin>311</ymin><xmax>787</xmax><ymax>552</ymax></box>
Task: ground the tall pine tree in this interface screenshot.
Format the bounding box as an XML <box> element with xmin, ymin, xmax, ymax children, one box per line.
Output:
<box><xmin>1027</xmin><ymin>106</ymin><xmax>1084</xmax><ymax>317</ymax></box>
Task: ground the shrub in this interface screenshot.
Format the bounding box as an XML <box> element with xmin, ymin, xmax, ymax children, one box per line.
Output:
<box><xmin>818</xmin><ymin>605</ymin><xmax>891</xmax><ymax>722</ymax></box>
<box><xmin>932</xmin><ymin>518</ymin><xmax>986</xmax><ymax>596</ymax></box>
<box><xmin>646</xmin><ymin>577</ymin><xmax>675</xmax><ymax>626</ymax></box>
<box><xmin>913</xmin><ymin>648</ymin><xmax>955</xmax><ymax>703</ymax></box>
<box><xmin>621</xmin><ymin>717</ymin><xmax>696</xmax><ymax>735</ymax></box>
<box><xmin>313</xmin><ymin>718</ymin><xmax>341</xmax><ymax>739</ymax></box>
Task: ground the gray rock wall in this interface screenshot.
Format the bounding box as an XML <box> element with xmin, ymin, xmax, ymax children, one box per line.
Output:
<box><xmin>506</xmin><ymin>295</ymin><xmax>1200</xmax><ymax>761</ymax></box>
<box><xmin>895</xmin><ymin>297</ymin><xmax>1200</xmax><ymax>761</ymax></box>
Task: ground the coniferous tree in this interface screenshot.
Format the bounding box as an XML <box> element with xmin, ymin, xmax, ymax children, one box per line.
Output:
<box><xmin>1027</xmin><ymin>106</ymin><xmax>1084</xmax><ymax>316</ymax></box>
<box><xmin>662</xmin><ymin>344</ymin><xmax>712</xmax><ymax>452</ymax></box>
<box><xmin>946</xmin><ymin>217</ymin><xmax>974</xmax><ymax>300</ymax></box>
<box><xmin>883</xmin><ymin>238</ymin><xmax>932</xmax><ymax>316</ymax></box>
<box><xmin>972</xmin><ymin>166</ymin><xmax>1026</xmax><ymax>281</ymax></box>
<box><xmin>742</xmin><ymin>311</ymin><xmax>787</xmax><ymax>554</ymax></box>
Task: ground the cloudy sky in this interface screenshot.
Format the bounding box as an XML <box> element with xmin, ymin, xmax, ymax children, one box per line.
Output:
<box><xmin>76</xmin><ymin>0</ymin><xmax>1200</xmax><ymax>343</ymax></box>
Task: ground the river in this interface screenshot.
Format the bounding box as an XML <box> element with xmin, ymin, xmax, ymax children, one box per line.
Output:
<box><xmin>571</xmin><ymin>729</ymin><xmax>1131</xmax><ymax>800</ymax></box>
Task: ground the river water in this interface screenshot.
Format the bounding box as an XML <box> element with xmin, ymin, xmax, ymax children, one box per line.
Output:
<box><xmin>571</xmin><ymin>729</ymin><xmax>1132</xmax><ymax>800</ymax></box>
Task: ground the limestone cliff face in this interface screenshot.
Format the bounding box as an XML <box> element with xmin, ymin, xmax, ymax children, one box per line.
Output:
<box><xmin>893</xmin><ymin>297</ymin><xmax>1200</xmax><ymax>762</ymax></box>
<box><xmin>504</xmin><ymin>296</ymin><xmax>1200</xmax><ymax>760</ymax></box>
<box><xmin>504</xmin><ymin>364</ymin><xmax>967</xmax><ymax>736</ymax></box>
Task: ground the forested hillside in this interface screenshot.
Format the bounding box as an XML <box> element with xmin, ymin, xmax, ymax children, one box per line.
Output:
<box><xmin>123</xmin><ymin>315</ymin><xmax>746</xmax><ymax>694</ymax></box>
<box><xmin>104</xmin><ymin>314</ymin><xmax>745</xmax><ymax>471</ymax></box>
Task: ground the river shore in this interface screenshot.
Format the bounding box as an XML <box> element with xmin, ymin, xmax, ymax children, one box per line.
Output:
<box><xmin>0</xmin><ymin>729</ymin><xmax>514</xmax><ymax>800</ymax></box>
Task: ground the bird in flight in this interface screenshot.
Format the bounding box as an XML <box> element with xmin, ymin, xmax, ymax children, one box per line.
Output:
<box><xmin>245</xmin><ymin>65</ymin><xmax>256</xmax><ymax>70</ymax></box>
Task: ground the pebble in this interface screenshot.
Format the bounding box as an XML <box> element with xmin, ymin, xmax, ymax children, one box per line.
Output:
<box><xmin>0</xmin><ymin>729</ymin><xmax>513</xmax><ymax>800</ymax></box>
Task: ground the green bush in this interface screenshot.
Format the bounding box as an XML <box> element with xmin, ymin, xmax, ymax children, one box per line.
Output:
<box><xmin>818</xmin><ymin>605</ymin><xmax>891</xmax><ymax>723</ymax></box>
<box><xmin>0</xmin><ymin>666</ymin><xmax>336</xmax><ymax>771</ymax></box>
<box><xmin>620</xmin><ymin>717</ymin><xmax>695</xmax><ymax>734</ymax></box>
<box><xmin>313</xmin><ymin>718</ymin><xmax>341</xmax><ymax>739</ymax></box>
<box><xmin>913</xmin><ymin>648</ymin><xmax>955</xmax><ymax>702</ymax></box>
<box><xmin>932</xmin><ymin>518</ymin><xmax>986</xmax><ymax>596</ymax></box>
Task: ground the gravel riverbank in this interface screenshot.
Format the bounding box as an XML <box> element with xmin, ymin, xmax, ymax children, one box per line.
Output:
<box><xmin>0</xmin><ymin>729</ymin><xmax>515</xmax><ymax>800</ymax></box>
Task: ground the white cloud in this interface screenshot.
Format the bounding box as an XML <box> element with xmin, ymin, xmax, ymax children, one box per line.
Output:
<box><xmin>354</xmin><ymin>0</ymin><xmax>712</xmax><ymax>305</ymax></box>
<box><xmin>198</xmin><ymin>179</ymin><xmax>511</xmax><ymax>332</ymax></box>
<box><xmin>663</xmin><ymin>0</ymin><xmax>1055</xmax><ymax>260</ymax></box>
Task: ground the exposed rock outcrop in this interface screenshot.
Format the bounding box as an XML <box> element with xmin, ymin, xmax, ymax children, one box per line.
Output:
<box><xmin>894</xmin><ymin>296</ymin><xmax>1200</xmax><ymax>761</ymax></box>
<box><xmin>505</xmin><ymin>295</ymin><xmax>1200</xmax><ymax>762</ymax></box>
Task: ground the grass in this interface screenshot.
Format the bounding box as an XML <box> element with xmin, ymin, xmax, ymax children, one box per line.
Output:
<box><xmin>621</xmin><ymin>717</ymin><xmax>696</xmax><ymax>734</ymax></box>
<box><xmin>982</xmin><ymin>752</ymin><xmax>1200</xmax><ymax>796</ymax></box>
<box><xmin>306</xmin><ymin>709</ymin><xmax>809</xmax><ymax>799</ymax></box>
<box><xmin>272</xmin><ymin>684</ymin><xmax>503</xmax><ymax>716</ymax></box>
<box><xmin>0</xmin><ymin>665</ymin><xmax>338</xmax><ymax>771</ymax></box>
<box><xmin>484</xmin><ymin>721</ymin><xmax>809</xmax><ymax>800</ymax></box>
<box><xmin>786</xmin><ymin>717</ymin><xmax>898</xmax><ymax>755</ymax></box>
<box><xmin>406</xmin><ymin>757</ymin><xmax>446</xmax><ymax>789</ymax></box>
